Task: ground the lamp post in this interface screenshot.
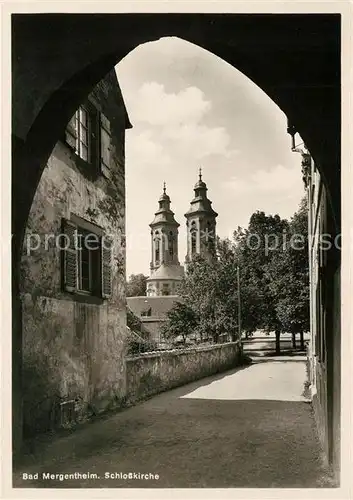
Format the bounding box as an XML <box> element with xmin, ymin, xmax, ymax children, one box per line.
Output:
<box><xmin>237</xmin><ymin>264</ymin><xmax>242</xmax><ymax>340</ymax></box>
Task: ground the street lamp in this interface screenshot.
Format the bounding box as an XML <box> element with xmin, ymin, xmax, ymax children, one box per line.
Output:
<box><xmin>237</xmin><ymin>264</ymin><xmax>242</xmax><ymax>340</ymax></box>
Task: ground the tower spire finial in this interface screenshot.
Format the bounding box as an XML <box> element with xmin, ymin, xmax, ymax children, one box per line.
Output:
<box><xmin>199</xmin><ymin>167</ymin><xmax>202</xmax><ymax>181</ymax></box>
<box><xmin>163</xmin><ymin>181</ymin><xmax>166</xmax><ymax>194</ymax></box>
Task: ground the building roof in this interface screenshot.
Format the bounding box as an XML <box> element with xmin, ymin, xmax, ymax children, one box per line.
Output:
<box><xmin>127</xmin><ymin>295</ymin><xmax>182</xmax><ymax>318</ymax></box>
<box><xmin>185</xmin><ymin>171</ymin><xmax>218</xmax><ymax>218</ymax></box>
<box><xmin>147</xmin><ymin>263</ymin><xmax>185</xmax><ymax>281</ymax></box>
<box><xmin>150</xmin><ymin>184</ymin><xmax>180</xmax><ymax>227</ymax></box>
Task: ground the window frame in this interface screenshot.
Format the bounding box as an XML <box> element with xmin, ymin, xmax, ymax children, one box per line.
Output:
<box><xmin>64</xmin><ymin>100</ymin><xmax>112</xmax><ymax>179</ymax></box>
<box><xmin>75</xmin><ymin>105</ymin><xmax>91</xmax><ymax>163</ymax></box>
<box><xmin>76</xmin><ymin>227</ymin><xmax>97</xmax><ymax>295</ymax></box>
<box><xmin>61</xmin><ymin>215</ymin><xmax>113</xmax><ymax>302</ymax></box>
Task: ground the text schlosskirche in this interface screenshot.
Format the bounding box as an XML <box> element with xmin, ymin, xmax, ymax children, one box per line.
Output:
<box><xmin>22</xmin><ymin>471</ymin><xmax>160</xmax><ymax>481</ymax></box>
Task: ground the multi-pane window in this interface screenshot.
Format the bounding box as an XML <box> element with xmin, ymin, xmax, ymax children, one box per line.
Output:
<box><xmin>65</xmin><ymin>102</ymin><xmax>112</xmax><ymax>176</ymax></box>
<box><xmin>62</xmin><ymin>218</ymin><xmax>113</xmax><ymax>299</ymax></box>
<box><xmin>76</xmin><ymin>228</ymin><xmax>99</xmax><ymax>293</ymax></box>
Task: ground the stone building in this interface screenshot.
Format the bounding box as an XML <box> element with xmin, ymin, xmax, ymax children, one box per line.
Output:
<box><xmin>302</xmin><ymin>150</ymin><xmax>340</xmax><ymax>479</ymax></box>
<box><xmin>20</xmin><ymin>70</ymin><xmax>131</xmax><ymax>436</ymax></box>
<box><xmin>127</xmin><ymin>295</ymin><xmax>181</xmax><ymax>345</ymax></box>
<box><xmin>146</xmin><ymin>184</ymin><xmax>185</xmax><ymax>297</ymax></box>
<box><xmin>185</xmin><ymin>169</ymin><xmax>218</xmax><ymax>266</ymax></box>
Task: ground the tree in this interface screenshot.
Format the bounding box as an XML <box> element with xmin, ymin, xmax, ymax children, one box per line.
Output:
<box><xmin>178</xmin><ymin>244</ymin><xmax>242</xmax><ymax>343</ymax></box>
<box><xmin>266</xmin><ymin>197</ymin><xmax>310</xmax><ymax>350</ymax></box>
<box><xmin>179</xmin><ymin>255</ymin><xmax>218</xmax><ymax>342</ymax></box>
<box><xmin>233</xmin><ymin>212</ymin><xmax>289</xmax><ymax>353</ymax></box>
<box><xmin>126</xmin><ymin>273</ymin><xmax>148</xmax><ymax>297</ymax></box>
<box><xmin>161</xmin><ymin>302</ymin><xmax>198</xmax><ymax>346</ymax></box>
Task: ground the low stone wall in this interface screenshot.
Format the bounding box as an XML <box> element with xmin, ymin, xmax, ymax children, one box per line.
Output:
<box><xmin>125</xmin><ymin>341</ymin><xmax>242</xmax><ymax>404</ymax></box>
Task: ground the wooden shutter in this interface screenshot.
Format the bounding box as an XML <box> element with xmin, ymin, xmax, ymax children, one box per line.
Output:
<box><xmin>101</xmin><ymin>235</ymin><xmax>113</xmax><ymax>298</ymax></box>
<box><xmin>62</xmin><ymin>219</ymin><xmax>78</xmax><ymax>292</ymax></box>
<box><xmin>65</xmin><ymin>112</ymin><xmax>77</xmax><ymax>150</ymax></box>
<box><xmin>100</xmin><ymin>112</ymin><xmax>112</xmax><ymax>177</ymax></box>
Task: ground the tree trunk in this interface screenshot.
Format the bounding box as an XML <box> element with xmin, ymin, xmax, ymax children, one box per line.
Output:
<box><xmin>291</xmin><ymin>332</ymin><xmax>296</xmax><ymax>349</ymax></box>
<box><xmin>300</xmin><ymin>331</ymin><xmax>305</xmax><ymax>350</ymax></box>
<box><xmin>275</xmin><ymin>330</ymin><xmax>281</xmax><ymax>355</ymax></box>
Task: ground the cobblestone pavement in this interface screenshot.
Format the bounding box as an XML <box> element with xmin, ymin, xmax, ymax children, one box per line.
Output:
<box><xmin>13</xmin><ymin>359</ymin><xmax>334</xmax><ymax>489</ymax></box>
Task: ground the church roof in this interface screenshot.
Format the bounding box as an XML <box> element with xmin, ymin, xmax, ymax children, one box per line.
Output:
<box><xmin>150</xmin><ymin>183</ymin><xmax>180</xmax><ymax>227</ymax></box>
<box><xmin>185</xmin><ymin>170</ymin><xmax>218</xmax><ymax>218</ymax></box>
<box><xmin>147</xmin><ymin>263</ymin><xmax>185</xmax><ymax>281</ymax></box>
<box><xmin>127</xmin><ymin>295</ymin><xmax>182</xmax><ymax>318</ymax></box>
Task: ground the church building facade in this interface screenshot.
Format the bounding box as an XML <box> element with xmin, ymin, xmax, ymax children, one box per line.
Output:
<box><xmin>128</xmin><ymin>171</ymin><xmax>218</xmax><ymax>344</ymax></box>
<box><xmin>185</xmin><ymin>169</ymin><xmax>218</xmax><ymax>266</ymax></box>
<box><xmin>146</xmin><ymin>184</ymin><xmax>185</xmax><ymax>297</ymax></box>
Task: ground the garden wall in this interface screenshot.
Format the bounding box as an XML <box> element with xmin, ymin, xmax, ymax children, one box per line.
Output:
<box><xmin>125</xmin><ymin>341</ymin><xmax>242</xmax><ymax>404</ymax></box>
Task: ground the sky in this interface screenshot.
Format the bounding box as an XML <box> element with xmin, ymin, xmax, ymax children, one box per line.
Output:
<box><xmin>116</xmin><ymin>37</ymin><xmax>305</xmax><ymax>278</ymax></box>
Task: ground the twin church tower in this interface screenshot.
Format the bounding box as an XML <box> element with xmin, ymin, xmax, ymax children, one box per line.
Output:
<box><xmin>146</xmin><ymin>170</ymin><xmax>218</xmax><ymax>297</ymax></box>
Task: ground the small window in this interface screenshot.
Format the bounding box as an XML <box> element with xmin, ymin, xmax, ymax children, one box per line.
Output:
<box><xmin>169</xmin><ymin>233</ymin><xmax>174</xmax><ymax>257</ymax></box>
<box><xmin>191</xmin><ymin>231</ymin><xmax>197</xmax><ymax>254</ymax></box>
<box><xmin>65</xmin><ymin>104</ymin><xmax>111</xmax><ymax>177</ymax></box>
<box><xmin>190</xmin><ymin>221</ymin><xmax>197</xmax><ymax>254</ymax></box>
<box><xmin>155</xmin><ymin>236</ymin><xmax>160</xmax><ymax>263</ymax></box>
<box><xmin>62</xmin><ymin>217</ymin><xmax>113</xmax><ymax>299</ymax></box>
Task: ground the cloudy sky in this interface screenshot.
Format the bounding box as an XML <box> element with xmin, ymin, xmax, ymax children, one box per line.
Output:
<box><xmin>116</xmin><ymin>37</ymin><xmax>305</xmax><ymax>278</ymax></box>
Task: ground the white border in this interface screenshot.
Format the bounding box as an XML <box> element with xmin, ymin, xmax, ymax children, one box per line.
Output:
<box><xmin>1</xmin><ymin>1</ymin><xmax>352</xmax><ymax>499</ymax></box>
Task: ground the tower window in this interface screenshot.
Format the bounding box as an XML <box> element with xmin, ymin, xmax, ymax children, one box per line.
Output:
<box><xmin>155</xmin><ymin>236</ymin><xmax>160</xmax><ymax>262</ymax></box>
<box><xmin>169</xmin><ymin>233</ymin><xmax>174</xmax><ymax>257</ymax></box>
<box><xmin>191</xmin><ymin>231</ymin><xmax>197</xmax><ymax>254</ymax></box>
<box><xmin>191</xmin><ymin>222</ymin><xmax>197</xmax><ymax>254</ymax></box>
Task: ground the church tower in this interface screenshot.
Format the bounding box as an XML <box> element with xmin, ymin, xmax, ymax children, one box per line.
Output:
<box><xmin>185</xmin><ymin>169</ymin><xmax>218</xmax><ymax>265</ymax></box>
<box><xmin>146</xmin><ymin>183</ymin><xmax>184</xmax><ymax>297</ymax></box>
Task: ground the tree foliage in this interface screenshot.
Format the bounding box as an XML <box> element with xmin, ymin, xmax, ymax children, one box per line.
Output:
<box><xmin>164</xmin><ymin>244</ymin><xmax>241</xmax><ymax>344</ymax></box>
<box><xmin>265</xmin><ymin>197</ymin><xmax>309</xmax><ymax>349</ymax></box>
<box><xmin>160</xmin><ymin>200</ymin><xmax>310</xmax><ymax>354</ymax></box>
<box><xmin>233</xmin><ymin>212</ymin><xmax>289</xmax><ymax>350</ymax></box>
<box><xmin>161</xmin><ymin>302</ymin><xmax>198</xmax><ymax>346</ymax></box>
<box><xmin>126</xmin><ymin>273</ymin><xmax>148</xmax><ymax>297</ymax></box>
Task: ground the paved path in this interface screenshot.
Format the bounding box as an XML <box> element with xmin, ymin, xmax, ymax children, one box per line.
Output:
<box><xmin>14</xmin><ymin>359</ymin><xmax>333</xmax><ymax>489</ymax></box>
<box><xmin>242</xmin><ymin>331</ymin><xmax>310</xmax><ymax>357</ymax></box>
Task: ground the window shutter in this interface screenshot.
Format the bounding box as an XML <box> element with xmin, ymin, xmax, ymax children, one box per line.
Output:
<box><xmin>100</xmin><ymin>112</ymin><xmax>112</xmax><ymax>177</ymax></box>
<box><xmin>62</xmin><ymin>219</ymin><xmax>78</xmax><ymax>292</ymax></box>
<box><xmin>101</xmin><ymin>235</ymin><xmax>113</xmax><ymax>298</ymax></box>
<box><xmin>65</xmin><ymin>112</ymin><xmax>77</xmax><ymax>150</ymax></box>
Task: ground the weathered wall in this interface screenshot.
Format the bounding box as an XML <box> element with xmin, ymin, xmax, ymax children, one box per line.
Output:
<box><xmin>20</xmin><ymin>70</ymin><xmax>128</xmax><ymax>437</ymax></box>
<box><xmin>331</xmin><ymin>268</ymin><xmax>341</xmax><ymax>481</ymax></box>
<box><xmin>125</xmin><ymin>341</ymin><xmax>242</xmax><ymax>404</ymax></box>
